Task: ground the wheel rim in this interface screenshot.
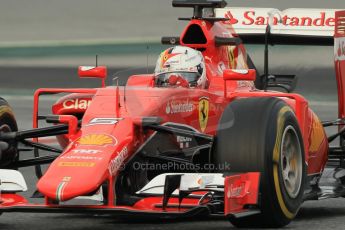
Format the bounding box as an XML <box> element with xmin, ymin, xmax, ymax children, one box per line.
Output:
<box><xmin>280</xmin><ymin>125</ymin><xmax>303</xmax><ymax>199</ymax></box>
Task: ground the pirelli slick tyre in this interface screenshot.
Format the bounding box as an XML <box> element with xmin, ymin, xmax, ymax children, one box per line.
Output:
<box><xmin>213</xmin><ymin>97</ymin><xmax>306</xmax><ymax>228</ymax></box>
<box><xmin>0</xmin><ymin>97</ymin><xmax>18</xmax><ymax>169</ymax></box>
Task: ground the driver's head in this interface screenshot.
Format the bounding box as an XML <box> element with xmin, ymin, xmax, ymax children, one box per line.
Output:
<box><xmin>154</xmin><ymin>46</ymin><xmax>206</xmax><ymax>88</ymax></box>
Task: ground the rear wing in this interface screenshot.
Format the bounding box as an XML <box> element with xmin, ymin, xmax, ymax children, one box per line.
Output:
<box><xmin>335</xmin><ymin>11</ymin><xmax>345</xmax><ymax>60</ymax></box>
<box><xmin>215</xmin><ymin>8</ymin><xmax>340</xmax><ymax>45</ymax></box>
<box><xmin>215</xmin><ymin>9</ymin><xmax>345</xmax><ymax>117</ymax></box>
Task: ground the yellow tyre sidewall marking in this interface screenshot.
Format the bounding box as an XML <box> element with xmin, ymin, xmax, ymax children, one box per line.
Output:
<box><xmin>272</xmin><ymin>106</ymin><xmax>296</xmax><ymax>219</ymax></box>
<box><xmin>0</xmin><ymin>106</ymin><xmax>14</xmax><ymax>119</ymax></box>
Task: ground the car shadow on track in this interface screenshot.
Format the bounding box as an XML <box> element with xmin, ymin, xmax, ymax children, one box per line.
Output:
<box><xmin>3</xmin><ymin>201</ymin><xmax>345</xmax><ymax>230</ymax></box>
<box><xmin>48</xmin><ymin>214</ymin><xmax>232</xmax><ymax>230</ymax></box>
<box><xmin>52</xmin><ymin>213</ymin><xmax>226</xmax><ymax>223</ymax></box>
<box><xmin>42</xmin><ymin>201</ymin><xmax>345</xmax><ymax>227</ymax></box>
<box><xmin>296</xmin><ymin>206</ymin><xmax>345</xmax><ymax>221</ymax></box>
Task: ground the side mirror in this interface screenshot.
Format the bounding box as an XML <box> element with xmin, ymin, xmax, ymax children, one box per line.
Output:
<box><xmin>78</xmin><ymin>66</ymin><xmax>107</xmax><ymax>87</ymax></box>
<box><xmin>223</xmin><ymin>69</ymin><xmax>256</xmax><ymax>81</ymax></box>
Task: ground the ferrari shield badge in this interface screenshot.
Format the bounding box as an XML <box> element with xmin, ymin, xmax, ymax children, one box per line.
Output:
<box><xmin>198</xmin><ymin>97</ymin><xmax>209</xmax><ymax>132</ymax></box>
<box><xmin>227</xmin><ymin>46</ymin><xmax>237</xmax><ymax>69</ymax></box>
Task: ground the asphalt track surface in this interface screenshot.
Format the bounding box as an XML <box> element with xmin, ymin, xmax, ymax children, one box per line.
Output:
<box><xmin>0</xmin><ymin>67</ymin><xmax>345</xmax><ymax>229</ymax></box>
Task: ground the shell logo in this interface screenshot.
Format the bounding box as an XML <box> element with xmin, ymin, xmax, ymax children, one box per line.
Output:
<box><xmin>77</xmin><ymin>134</ymin><xmax>116</xmax><ymax>146</ymax></box>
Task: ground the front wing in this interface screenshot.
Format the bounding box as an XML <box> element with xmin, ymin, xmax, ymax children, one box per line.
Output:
<box><xmin>0</xmin><ymin>172</ymin><xmax>260</xmax><ymax>219</ymax></box>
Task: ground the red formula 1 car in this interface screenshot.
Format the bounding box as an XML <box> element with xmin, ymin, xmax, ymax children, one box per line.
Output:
<box><xmin>0</xmin><ymin>0</ymin><xmax>345</xmax><ymax>228</ymax></box>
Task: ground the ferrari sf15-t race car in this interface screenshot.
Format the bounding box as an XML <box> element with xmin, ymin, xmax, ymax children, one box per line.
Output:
<box><xmin>0</xmin><ymin>0</ymin><xmax>345</xmax><ymax>228</ymax></box>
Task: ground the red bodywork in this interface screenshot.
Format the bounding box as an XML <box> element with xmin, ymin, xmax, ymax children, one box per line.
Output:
<box><xmin>3</xmin><ymin>9</ymin><xmax>344</xmax><ymax>218</ymax></box>
<box><xmin>41</xmin><ymin>18</ymin><xmax>327</xmax><ymax>207</ymax></box>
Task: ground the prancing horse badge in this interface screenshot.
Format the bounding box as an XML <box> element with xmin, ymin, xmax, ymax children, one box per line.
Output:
<box><xmin>198</xmin><ymin>97</ymin><xmax>209</xmax><ymax>132</ymax></box>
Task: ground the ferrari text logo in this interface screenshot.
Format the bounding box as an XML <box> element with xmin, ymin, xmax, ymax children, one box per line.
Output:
<box><xmin>198</xmin><ymin>97</ymin><xmax>209</xmax><ymax>132</ymax></box>
<box><xmin>77</xmin><ymin>134</ymin><xmax>117</xmax><ymax>146</ymax></box>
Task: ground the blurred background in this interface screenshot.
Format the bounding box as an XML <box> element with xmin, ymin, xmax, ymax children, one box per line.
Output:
<box><xmin>0</xmin><ymin>0</ymin><xmax>343</xmax><ymax>115</ymax></box>
<box><xmin>0</xmin><ymin>0</ymin><xmax>343</xmax><ymax>66</ymax></box>
<box><xmin>2</xmin><ymin>2</ymin><xmax>345</xmax><ymax>229</ymax></box>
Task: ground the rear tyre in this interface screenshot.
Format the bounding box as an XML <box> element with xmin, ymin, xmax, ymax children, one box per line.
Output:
<box><xmin>0</xmin><ymin>98</ymin><xmax>18</xmax><ymax>169</ymax></box>
<box><xmin>213</xmin><ymin>97</ymin><xmax>306</xmax><ymax>228</ymax></box>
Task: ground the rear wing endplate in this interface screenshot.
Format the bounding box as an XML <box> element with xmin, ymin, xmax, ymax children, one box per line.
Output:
<box><xmin>334</xmin><ymin>11</ymin><xmax>345</xmax><ymax>119</ymax></box>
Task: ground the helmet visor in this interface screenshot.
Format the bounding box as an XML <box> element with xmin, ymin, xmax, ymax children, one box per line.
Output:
<box><xmin>155</xmin><ymin>72</ymin><xmax>201</xmax><ymax>87</ymax></box>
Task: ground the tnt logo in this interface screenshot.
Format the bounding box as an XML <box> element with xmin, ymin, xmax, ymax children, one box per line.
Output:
<box><xmin>72</xmin><ymin>149</ymin><xmax>101</xmax><ymax>154</ymax></box>
<box><xmin>224</xmin><ymin>11</ymin><xmax>238</xmax><ymax>25</ymax></box>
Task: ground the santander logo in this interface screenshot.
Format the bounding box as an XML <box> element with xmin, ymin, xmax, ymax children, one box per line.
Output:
<box><xmin>216</xmin><ymin>8</ymin><xmax>337</xmax><ymax>36</ymax></box>
<box><xmin>223</xmin><ymin>10</ymin><xmax>335</xmax><ymax>27</ymax></box>
<box><xmin>224</xmin><ymin>11</ymin><xmax>238</xmax><ymax>25</ymax></box>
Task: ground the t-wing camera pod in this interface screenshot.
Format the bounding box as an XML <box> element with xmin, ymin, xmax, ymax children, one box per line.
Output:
<box><xmin>172</xmin><ymin>0</ymin><xmax>227</xmax><ymax>21</ymax></box>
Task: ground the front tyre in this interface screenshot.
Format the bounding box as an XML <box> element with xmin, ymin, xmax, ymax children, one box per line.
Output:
<box><xmin>213</xmin><ymin>97</ymin><xmax>306</xmax><ymax>228</ymax></box>
<box><xmin>0</xmin><ymin>97</ymin><xmax>18</xmax><ymax>217</ymax></box>
<box><xmin>0</xmin><ymin>97</ymin><xmax>18</xmax><ymax>169</ymax></box>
